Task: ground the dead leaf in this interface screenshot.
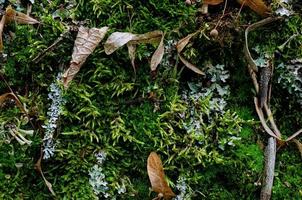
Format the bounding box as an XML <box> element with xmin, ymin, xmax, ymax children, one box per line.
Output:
<box><xmin>237</xmin><ymin>0</ymin><xmax>270</xmax><ymax>16</ymax></box>
<box><xmin>176</xmin><ymin>31</ymin><xmax>205</xmax><ymax>75</ymax></box>
<box><xmin>104</xmin><ymin>30</ymin><xmax>164</xmax><ymax>72</ymax></box>
<box><xmin>35</xmin><ymin>149</ymin><xmax>56</xmax><ymax>196</ymax></box>
<box><xmin>0</xmin><ymin>15</ymin><xmax>6</xmax><ymax>52</ymax></box>
<box><xmin>150</xmin><ymin>33</ymin><xmax>164</xmax><ymax>71</ymax></box>
<box><xmin>0</xmin><ymin>6</ymin><xmax>39</xmax><ymax>52</ymax></box>
<box><xmin>5</xmin><ymin>5</ymin><xmax>39</xmax><ymax>24</ymax></box>
<box><xmin>127</xmin><ymin>43</ymin><xmax>137</xmax><ymax>73</ymax></box>
<box><xmin>0</xmin><ymin>92</ymin><xmax>26</xmax><ymax>113</ymax></box>
<box><xmin>203</xmin><ymin>0</ymin><xmax>224</xmax><ymax>5</ymax></box>
<box><xmin>104</xmin><ymin>32</ymin><xmax>136</xmax><ymax>55</ymax></box>
<box><xmin>62</xmin><ymin>26</ymin><xmax>109</xmax><ymax>88</ymax></box>
<box><xmin>147</xmin><ymin>152</ymin><xmax>175</xmax><ymax>200</ymax></box>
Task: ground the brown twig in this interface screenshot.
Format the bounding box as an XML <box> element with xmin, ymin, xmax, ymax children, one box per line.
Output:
<box><xmin>32</xmin><ymin>27</ymin><xmax>72</xmax><ymax>63</ymax></box>
<box><xmin>214</xmin><ymin>0</ymin><xmax>228</xmax><ymax>30</ymax></box>
<box><xmin>0</xmin><ymin>73</ymin><xmax>36</xmax><ymax>130</ymax></box>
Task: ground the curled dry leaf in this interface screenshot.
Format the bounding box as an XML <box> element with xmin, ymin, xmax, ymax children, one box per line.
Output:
<box><xmin>0</xmin><ymin>92</ymin><xmax>26</xmax><ymax>113</ymax></box>
<box><xmin>176</xmin><ymin>31</ymin><xmax>205</xmax><ymax>75</ymax></box>
<box><xmin>62</xmin><ymin>26</ymin><xmax>109</xmax><ymax>88</ymax></box>
<box><xmin>0</xmin><ymin>6</ymin><xmax>39</xmax><ymax>52</ymax></box>
<box><xmin>127</xmin><ymin>43</ymin><xmax>137</xmax><ymax>73</ymax></box>
<box><xmin>0</xmin><ymin>15</ymin><xmax>6</xmax><ymax>51</ymax></box>
<box><xmin>237</xmin><ymin>0</ymin><xmax>270</xmax><ymax>16</ymax></box>
<box><xmin>150</xmin><ymin>33</ymin><xmax>164</xmax><ymax>71</ymax></box>
<box><xmin>5</xmin><ymin>5</ymin><xmax>40</xmax><ymax>24</ymax></box>
<box><xmin>104</xmin><ymin>30</ymin><xmax>164</xmax><ymax>72</ymax></box>
<box><xmin>147</xmin><ymin>152</ymin><xmax>175</xmax><ymax>200</ymax></box>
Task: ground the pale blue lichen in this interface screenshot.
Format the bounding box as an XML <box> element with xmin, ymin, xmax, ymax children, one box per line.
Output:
<box><xmin>277</xmin><ymin>58</ymin><xmax>302</xmax><ymax>106</ymax></box>
<box><xmin>174</xmin><ymin>177</ymin><xmax>194</xmax><ymax>200</ymax></box>
<box><xmin>42</xmin><ymin>73</ymin><xmax>65</xmax><ymax>159</ymax></box>
<box><xmin>89</xmin><ymin>151</ymin><xmax>111</xmax><ymax>199</ymax></box>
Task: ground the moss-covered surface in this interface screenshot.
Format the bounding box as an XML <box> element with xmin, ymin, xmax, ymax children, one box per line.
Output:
<box><xmin>0</xmin><ymin>0</ymin><xmax>301</xmax><ymax>199</ymax></box>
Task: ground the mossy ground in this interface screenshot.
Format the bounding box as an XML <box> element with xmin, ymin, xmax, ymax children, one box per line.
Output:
<box><xmin>0</xmin><ymin>0</ymin><xmax>301</xmax><ymax>199</ymax></box>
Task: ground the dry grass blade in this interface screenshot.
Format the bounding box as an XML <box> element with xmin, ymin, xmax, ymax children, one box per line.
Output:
<box><xmin>254</xmin><ymin>98</ymin><xmax>281</xmax><ymax>140</ymax></box>
<box><xmin>178</xmin><ymin>55</ymin><xmax>204</xmax><ymax>75</ymax></box>
<box><xmin>147</xmin><ymin>152</ymin><xmax>175</xmax><ymax>199</ymax></box>
<box><xmin>35</xmin><ymin>149</ymin><xmax>56</xmax><ymax>196</ymax></box>
<box><xmin>5</xmin><ymin>5</ymin><xmax>39</xmax><ymax>24</ymax></box>
<box><xmin>62</xmin><ymin>26</ymin><xmax>109</xmax><ymax>88</ymax></box>
<box><xmin>237</xmin><ymin>0</ymin><xmax>270</xmax><ymax>16</ymax></box>
<box><xmin>176</xmin><ymin>31</ymin><xmax>204</xmax><ymax>75</ymax></box>
<box><xmin>286</xmin><ymin>129</ymin><xmax>302</xmax><ymax>142</ymax></box>
<box><xmin>292</xmin><ymin>139</ymin><xmax>302</xmax><ymax>159</ymax></box>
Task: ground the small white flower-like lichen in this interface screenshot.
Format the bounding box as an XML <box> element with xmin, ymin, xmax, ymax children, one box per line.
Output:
<box><xmin>174</xmin><ymin>177</ymin><xmax>193</xmax><ymax>200</ymax></box>
<box><xmin>275</xmin><ymin>0</ymin><xmax>294</xmax><ymax>16</ymax></box>
<box><xmin>180</xmin><ymin>63</ymin><xmax>241</xmax><ymax>149</ymax></box>
<box><xmin>89</xmin><ymin>151</ymin><xmax>111</xmax><ymax>199</ymax></box>
<box><xmin>42</xmin><ymin>73</ymin><xmax>65</xmax><ymax>159</ymax></box>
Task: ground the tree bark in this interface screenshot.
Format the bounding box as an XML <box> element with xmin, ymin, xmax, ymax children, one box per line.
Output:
<box><xmin>260</xmin><ymin>137</ymin><xmax>276</xmax><ymax>200</ymax></box>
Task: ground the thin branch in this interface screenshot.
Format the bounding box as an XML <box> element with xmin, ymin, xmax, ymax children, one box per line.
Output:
<box><xmin>254</xmin><ymin>98</ymin><xmax>281</xmax><ymax>140</ymax></box>
<box><xmin>263</xmin><ymin>104</ymin><xmax>281</xmax><ymax>138</ymax></box>
<box><xmin>260</xmin><ymin>137</ymin><xmax>276</xmax><ymax>200</ymax></box>
<box><xmin>286</xmin><ymin>129</ymin><xmax>302</xmax><ymax>142</ymax></box>
<box><xmin>32</xmin><ymin>27</ymin><xmax>72</xmax><ymax>63</ymax></box>
<box><xmin>214</xmin><ymin>0</ymin><xmax>228</xmax><ymax>30</ymax></box>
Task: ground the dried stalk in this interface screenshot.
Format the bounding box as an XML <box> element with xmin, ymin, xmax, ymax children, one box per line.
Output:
<box><xmin>254</xmin><ymin>98</ymin><xmax>280</xmax><ymax>140</ymax></box>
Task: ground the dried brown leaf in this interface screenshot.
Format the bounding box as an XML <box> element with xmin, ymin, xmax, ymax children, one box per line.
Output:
<box><xmin>127</xmin><ymin>43</ymin><xmax>137</xmax><ymax>73</ymax></box>
<box><xmin>62</xmin><ymin>26</ymin><xmax>109</xmax><ymax>88</ymax></box>
<box><xmin>104</xmin><ymin>32</ymin><xmax>136</xmax><ymax>55</ymax></box>
<box><xmin>178</xmin><ymin>55</ymin><xmax>205</xmax><ymax>75</ymax></box>
<box><xmin>35</xmin><ymin>150</ymin><xmax>56</xmax><ymax>196</ymax></box>
<box><xmin>176</xmin><ymin>31</ymin><xmax>198</xmax><ymax>53</ymax></box>
<box><xmin>104</xmin><ymin>30</ymin><xmax>164</xmax><ymax>72</ymax></box>
<box><xmin>0</xmin><ymin>92</ymin><xmax>25</xmax><ymax>112</ymax></box>
<box><xmin>150</xmin><ymin>33</ymin><xmax>164</xmax><ymax>71</ymax></box>
<box><xmin>5</xmin><ymin>5</ymin><xmax>39</xmax><ymax>24</ymax></box>
<box><xmin>147</xmin><ymin>152</ymin><xmax>175</xmax><ymax>199</ymax></box>
<box><xmin>176</xmin><ymin>32</ymin><xmax>205</xmax><ymax>75</ymax></box>
<box><xmin>237</xmin><ymin>0</ymin><xmax>270</xmax><ymax>16</ymax></box>
<box><xmin>203</xmin><ymin>0</ymin><xmax>224</xmax><ymax>5</ymax></box>
<box><xmin>0</xmin><ymin>15</ymin><xmax>6</xmax><ymax>52</ymax></box>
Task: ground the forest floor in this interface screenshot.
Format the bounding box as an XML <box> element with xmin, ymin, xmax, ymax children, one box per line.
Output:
<box><xmin>0</xmin><ymin>0</ymin><xmax>302</xmax><ymax>199</ymax></box>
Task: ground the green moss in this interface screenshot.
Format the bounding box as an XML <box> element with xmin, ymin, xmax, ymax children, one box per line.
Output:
<box><xmin>0</xmin><ymin>0</ymin><xmax>301</xmax><ymax>199</ymax></box>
